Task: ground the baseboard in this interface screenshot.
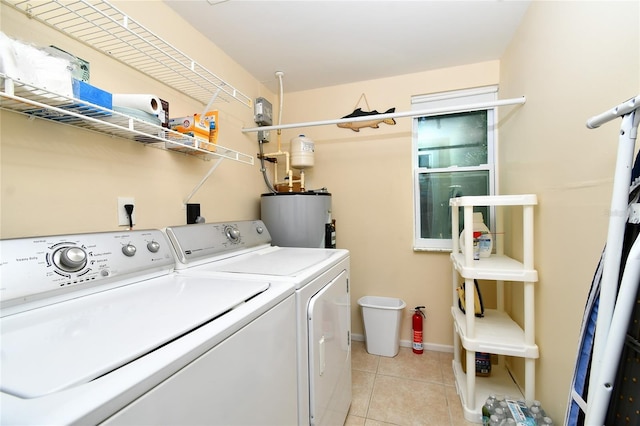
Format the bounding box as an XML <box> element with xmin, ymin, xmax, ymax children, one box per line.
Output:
<box><xmin>351</xmin><ymin>333</ymin><xmax>453</xmax><ymax>353</ymax></box>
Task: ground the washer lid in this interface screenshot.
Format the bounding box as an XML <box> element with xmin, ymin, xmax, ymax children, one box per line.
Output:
<box><xmin>213</xmin><ymin>247</ymin><xmax>340</xmax><ymax>276</ymax></box>
<box><xmin>0</xmin><ymin>275</ymin><xmax>269</xmax><ymax>398</ymax></box>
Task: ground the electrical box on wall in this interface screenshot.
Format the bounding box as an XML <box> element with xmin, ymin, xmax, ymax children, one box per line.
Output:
<box><xmin>254</xmin><ymin>97</ymin><xmax>273</xmax><ymax>126</ymax></box>
<box><xmin>258</xmin><ymin>129</ymin><xmax>271</xmax><ymax>143</ymax></box>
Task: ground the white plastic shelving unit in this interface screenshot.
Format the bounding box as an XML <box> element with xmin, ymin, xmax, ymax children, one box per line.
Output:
<box><xmin>449</xmin><ymin>194</ymin><xmax>539</xmax><ymax>423</ymax></box>
<box><xmin>0</xmin><ymin>0</ymin><xmax>254</xmax><ymax>164</ymax></box>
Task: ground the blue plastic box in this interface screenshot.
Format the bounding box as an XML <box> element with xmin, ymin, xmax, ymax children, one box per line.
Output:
<box><xmin>26</xmin><ymin>79</ymin><xmax>112</xmax><ymax>121</ymax></box>
<box><xmin>72</xmin><ymin>79</ymin><xmax>112</xmax><ymax>110</ymax></box>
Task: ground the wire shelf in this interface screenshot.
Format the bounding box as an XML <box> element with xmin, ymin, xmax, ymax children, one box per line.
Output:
<box><xmin>2</xmin><ymin>0</ymin><xmax>252</xmax><ymax>109</ymax></box>
<box><xmin>0</xmin><ymin>75</ymin><xmax>254</xmax><ymax>165</ymax></box>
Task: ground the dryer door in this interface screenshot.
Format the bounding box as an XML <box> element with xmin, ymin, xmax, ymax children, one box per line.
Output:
<box><xmin>307</xmin><ymin>270</ymin><xmax>351</xmax><ymax>425</ymax></box>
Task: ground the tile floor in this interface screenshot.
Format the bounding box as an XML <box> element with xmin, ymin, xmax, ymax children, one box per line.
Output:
<box><xmin>345</xmin><ymin>340</ymin><xmax>476</xmax><ymax>426</ymax></box>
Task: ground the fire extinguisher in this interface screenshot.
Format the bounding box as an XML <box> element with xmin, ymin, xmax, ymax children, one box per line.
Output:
<box><xmin>412</xmin><ymin>306</ymin><xmax>426</xmax><ymax>354</ymax></box>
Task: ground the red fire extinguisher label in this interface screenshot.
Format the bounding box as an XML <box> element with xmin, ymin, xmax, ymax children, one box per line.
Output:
<box><xmin>412</xmin><ymin>330</ymin><xmax>423</xmax><ymax>351</ymax></box>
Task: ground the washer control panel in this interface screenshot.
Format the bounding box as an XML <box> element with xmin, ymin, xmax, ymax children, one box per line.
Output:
<box><xmin>166</xmin><ymin>220</ymin><xmax>271</xmax><ymax>266</ymax></box>
<box><xmin>0</xmin><ymin>229</ymin><xmax>174</xmax><ymax>312</ymax></box>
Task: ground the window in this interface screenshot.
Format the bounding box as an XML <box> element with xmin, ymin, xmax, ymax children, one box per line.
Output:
<box><xmin>412</xmin><ymin>86</ymin><xmax>497</xmax><ymax>251</ymax></box>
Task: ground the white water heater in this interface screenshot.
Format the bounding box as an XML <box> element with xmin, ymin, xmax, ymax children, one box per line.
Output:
<box><xmin>290</xmin><ymin>135</ymin><xmax>315</xmax><ymax>169</ymax></box>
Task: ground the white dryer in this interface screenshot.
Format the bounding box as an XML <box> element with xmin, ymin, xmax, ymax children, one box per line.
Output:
<box><xmin>0</xmin><ymin>229</ymin><xmax>297</xmax><ymax>425</ymax></box>
<box><xmin>165</xmin><ymin>220</ymin><xmax>352</xmax><ymax>426</ymax></box>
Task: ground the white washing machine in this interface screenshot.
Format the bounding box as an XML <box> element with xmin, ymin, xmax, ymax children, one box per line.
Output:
<box><xmin>0</xmin><ymin>229</ymin><xmax>297</xmax><ymax>425</ymax></box>
<box><xmin>165</xmin><ymin>220</ymin><xmax>351</xmax><ymax>426</ymax></box>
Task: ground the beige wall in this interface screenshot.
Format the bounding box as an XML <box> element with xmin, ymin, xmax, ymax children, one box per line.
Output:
<box><xmin>0</xmin><ymin>1</ymin><xmax>275</xmax><ymax>238</ymax></box>
<box><xmin>2</xmin><ymin>0</ymin><xmax>639</xmax><ymax>422</ymax></box>
<box><xmin>277</xmin><ymin>61</ymin><xmax>500</xmax><ymax>351</ymax></box>
<box><xmin>278</xmin><ymin>0</ymin><xmax>639</xmax><ymax>421</ymax></box>
<box><xmin>499</xmin><ymin>0</ymin><xmax>639</xmax><ymax>421</ymax></box>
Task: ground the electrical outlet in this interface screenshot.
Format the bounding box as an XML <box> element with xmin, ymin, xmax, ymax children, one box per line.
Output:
<box><xmin>117</xmin><ymin>197</ymin><xmax>135</xmax><ymax>227</ymax></box>
<box><xmin>186</xmin><ymin>203</ymin><xmax>201</xmax><ymax>224</ymax></box>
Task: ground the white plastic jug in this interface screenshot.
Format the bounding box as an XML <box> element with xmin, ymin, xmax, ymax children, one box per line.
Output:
<box><xmin>459</xmin><ymin>212</ymin><xmax>493</xmax><ymax>258</ymax></box>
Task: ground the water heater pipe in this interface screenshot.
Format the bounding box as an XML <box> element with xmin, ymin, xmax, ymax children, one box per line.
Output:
<box><xmin>262</xmin><ymin>150</ymin><xmax>290</xmax><ymax>185</ymax></box>
<box><xmin>260</xmin><ymin>71</ymin><xmax>307</xmax><ymax>192</ymax></box>
<box><xmin>276</xmin><ymin>71</ymin><xmax>284</xmax><ymax>128</ymax></box>
<box><xmin>258</xmin><ymin>72</ymin><xmax>287</xmax><ymax>193</ymax></box>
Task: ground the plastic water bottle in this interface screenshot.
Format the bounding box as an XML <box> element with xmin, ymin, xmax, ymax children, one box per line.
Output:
<box><xmin>489</xmin><ymin>415</ymin><xmax>501</xmax><ymax>426</ymax></box>
<box><xmin>483</xmin><ymin>395</ymin><xmax>497</xmax><ymax>425</ymax></box>
<box><xmin>529</xmin><ymin>406</ymin><xmax>542</xmax><ymax>424</ymax></box>
<box><xmin>481</xmin><ymin>395</ymin><xmax>554</xmax><ymax>426</ymax></box>
<box><xmin>530</xmin><ymin>400</ymin><xmax>546</xmax><ymax>417</ymax></box>
<box><xmin>486</xmin><ymin>395</ymin><xmax>497</xmax><ymax>408</ymax></box>
<box><xmin>494</xmin><ymin>407</ymin><xmax>507</xmax><ymax>423</ymax></box>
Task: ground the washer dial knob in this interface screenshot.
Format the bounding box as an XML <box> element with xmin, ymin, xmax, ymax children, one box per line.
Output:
<box><xmin>56</xmin><ymin>246</ymin><xmax>87</xmax><ymax>272</ymax></box>
<box><xmin>147</xmin><ymin>241</ymin><xmax>160</xmax><ymax>253</ymax></box>
<box><xmin>225</xmin><ymin>226</ymin><xmax>241</xmax><ymax>242</ymax></box>
<box><xmin>122</xmin><ymin>243</ymin><xmax>137</xmax><ymax>257</ymax></box>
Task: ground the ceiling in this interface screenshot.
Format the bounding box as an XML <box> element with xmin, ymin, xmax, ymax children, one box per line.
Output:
<box><xmin>165</xmin><ymin>1</ymin><xmax>531</xmax><ymax>94</ymax></box>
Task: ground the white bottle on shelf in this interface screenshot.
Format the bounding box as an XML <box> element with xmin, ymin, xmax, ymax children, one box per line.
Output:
<box><xmin>459</xmin><ymin>212</ymin><xmax>493</xmax><ymax>257</ymax></box>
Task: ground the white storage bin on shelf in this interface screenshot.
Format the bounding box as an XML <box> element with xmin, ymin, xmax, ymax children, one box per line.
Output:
<box><xmin>449</xmin><ymin>194</ymin><xmax>539</xmax><ymax>423</ymax></box>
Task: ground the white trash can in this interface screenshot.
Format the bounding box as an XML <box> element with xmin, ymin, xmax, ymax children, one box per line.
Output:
<box><xmin>358</xmin><ymin>296</ymin><xmax>406</xmax><ymax>357</ymax></box>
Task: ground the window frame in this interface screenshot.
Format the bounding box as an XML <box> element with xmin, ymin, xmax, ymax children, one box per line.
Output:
<box><xmin>411</xmin><ymin>86</ymin><xmax>498</xmax><ymax>251</ymax></box>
